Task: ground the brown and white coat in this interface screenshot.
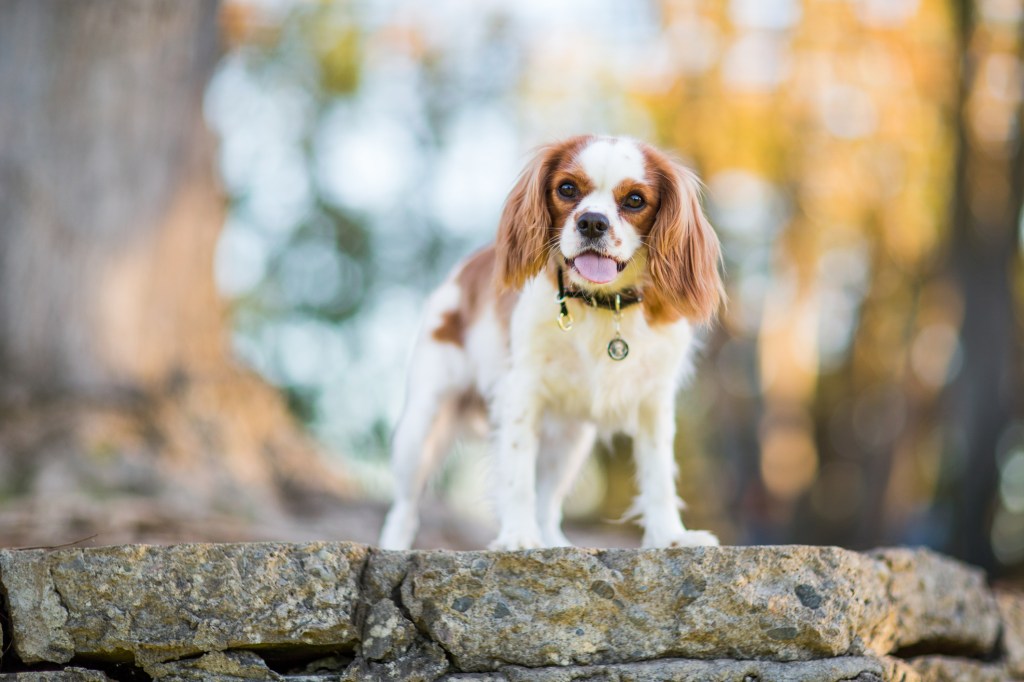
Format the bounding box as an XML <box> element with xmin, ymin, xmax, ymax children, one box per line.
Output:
<box><xmin>379</xmin><ymin>135</ymin><xmax>724</xmax><ymax>550</ymax></box>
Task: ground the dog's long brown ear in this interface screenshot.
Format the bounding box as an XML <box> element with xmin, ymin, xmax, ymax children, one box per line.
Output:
<box><xmin>495</xmin><ymin>145</ymin><xmax>559</xmax><ymax>290</ymax></box>
<box><xmin>644</xmin><ymin>162</ymin><xmax>724</xmax><ymax>325</ymax></box>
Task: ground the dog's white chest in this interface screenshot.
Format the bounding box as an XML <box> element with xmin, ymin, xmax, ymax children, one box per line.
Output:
<box><xmin>541</xmin><ymin>352</ymin><xmax>644</xmax><ymax>425</ymax></box>
<box><xmin>511</xmin><ymin>280</ymin><xmax>695</xmax><ymax>428</ymax></box>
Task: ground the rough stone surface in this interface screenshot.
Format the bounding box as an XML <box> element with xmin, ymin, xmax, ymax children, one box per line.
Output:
<box><xmin>905</xmin><ymin>655</ymin><xmax>1011</xmax><ymax>681</ymax></box>
<box><xmin>0</xmin><ymin>550</ymin><xmax>75</xmax><ymax>663</ymax></box>
<box><xmin>352</xmin><ymin>598</ymin><xmax>450</xmax><ymax>680</ymax></box>
<box><xmin>997</xmin><ymin>590</ymin><xmax>1024</xmax><ymax>678</ymax></box>
<box><xmin>0</xmin><ymin>543</ymin><xmax>1018</xmax><ymax>681</ymax></box>
<box><xmin>362</xmin><ymin>598</ymin><xmax>419</xmax><ymax>662</ymax></box>
<box><xmin>144</xmin><ymin>650</ymin><xmax>280</xmax><ymax>681</ymax></box>
<box><xmin>880</xmin><ymin>656</ymin><xmax>922</xmax><ymax>682</ymax></box>
<box><xmin>439</xmin><ymin>656</ymin><xmax>887</xmax><ymax>681</ymax></box>
<box><xmin>0</xmin><ymin>672</ymin><xmax>114</xmax><ymax>682</ymax></box>
<box><xmin>401</xmin><ymin>546</ymin><xmax>891</xmax><ymax>670</ymax></box>
<box><xmin>871</xmin><ymin>548</ymin><xmax>1000</xmax><ymax>657</ymax></box>
<box><xmin>0</xmin><ymin>542</ymin><xmax>367</xmax><ymax>666</ymax></box>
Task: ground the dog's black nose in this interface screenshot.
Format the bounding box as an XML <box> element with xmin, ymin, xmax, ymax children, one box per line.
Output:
<box><xmin>577</xmin><ymin>212</ymin><xmax>610</xmax><ymax>239</ymax></box>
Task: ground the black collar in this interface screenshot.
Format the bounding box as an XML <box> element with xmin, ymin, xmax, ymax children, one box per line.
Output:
<box><xmin>556</xmin><ymin>268</ymin><xmax>644</xmax><ymax>314</ymax></box>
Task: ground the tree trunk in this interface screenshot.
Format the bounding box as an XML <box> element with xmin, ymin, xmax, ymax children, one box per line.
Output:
<box><xmin>0</xmin><ymin>0</ymin><xmax>349</xmax><ymax>545</ymax></box>
<box><xmin>940</xmin><ymin>0</ymin><xmax>1024</xmax><ymax>573</ymax></box>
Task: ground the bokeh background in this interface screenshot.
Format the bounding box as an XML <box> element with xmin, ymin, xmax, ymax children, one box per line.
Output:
<box><xmin>1</xmin><ymin>0</ymin><xmax>1022</xmax><ymax>580</ymax></box>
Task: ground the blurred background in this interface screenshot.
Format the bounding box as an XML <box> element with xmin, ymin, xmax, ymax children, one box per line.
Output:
<box><xmin>0</xmin><ymin>0</ymin><xmax>1022</xmax><ymax>580</ymax></box>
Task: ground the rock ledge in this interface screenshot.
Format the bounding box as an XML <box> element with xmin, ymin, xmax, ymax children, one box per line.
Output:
<box><xmin>0</xmin><ymin>543</ymin><xmax>1019</xmax><ymax>681</ymax></box>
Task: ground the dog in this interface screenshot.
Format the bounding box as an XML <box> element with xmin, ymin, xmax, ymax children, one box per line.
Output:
<box><xmin>379</xmin><ymin>135</ymin><xmax>723</xmax><ymax>550</ymax></box>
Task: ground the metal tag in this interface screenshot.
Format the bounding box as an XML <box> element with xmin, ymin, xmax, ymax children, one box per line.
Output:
<box><xmin>607</xmin><ymin>336</ymin><xmax>629</xmax><ymax>361</ymax></box>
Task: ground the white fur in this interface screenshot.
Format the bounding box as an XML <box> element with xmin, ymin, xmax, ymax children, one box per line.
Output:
<box><xmin>378</xmin><ymin>136</ymin><xmax>720</xmax><ymax>551</ymax></box>
<box><xmin>577</xmin><ymin>137</ymin><xmax>647</xmax><ymax>190</ymax></box>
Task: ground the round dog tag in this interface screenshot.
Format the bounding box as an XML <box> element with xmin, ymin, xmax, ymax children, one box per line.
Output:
<box><xmin>607</xmin><ymin>337</ymin><xmax>629</xmax><ymax>361</ymax></box>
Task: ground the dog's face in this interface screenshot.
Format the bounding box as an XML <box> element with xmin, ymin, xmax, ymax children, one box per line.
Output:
<box><xmin>551</xmin><ymin>138</ymin><xmax>654</xmax><ymax>293</ymax></box>
<box><xmin>495</xmin><ymin>135</ymin><xmax>723</xmax><ymax>324</ymax></box>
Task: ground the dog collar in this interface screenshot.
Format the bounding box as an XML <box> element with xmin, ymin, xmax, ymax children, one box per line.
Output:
<box><xmin>556</xmin><ymin>268</ymin><xmax>643</xmax><ymax>314</ymax></box>
<box><xmin>555</xmin><ymin>267</ymin><xmax>642</xmax><ymax>361</ymax></box>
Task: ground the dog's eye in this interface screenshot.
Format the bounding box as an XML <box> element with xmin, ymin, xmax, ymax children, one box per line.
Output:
<box><xmin>623</xmin><ymin>193</ymin><xmax>645</xmax><ymax>210</ymax></box>
<box><xmin>557</xmin><ymin>182</ymin><xmax>578</xmax><ymax>199</ymax></box>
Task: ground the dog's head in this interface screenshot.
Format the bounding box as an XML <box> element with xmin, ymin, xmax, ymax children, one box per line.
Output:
<box><xmin>495</xmin><ymin>135</ymin><xmax>723</xmax><ymax>324</ymax></box>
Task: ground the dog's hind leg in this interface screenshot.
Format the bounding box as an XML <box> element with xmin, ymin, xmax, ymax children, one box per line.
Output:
<box><xmin>379</xmin><ymin>340</ymin><xmax>468</xmax><ymax>550</ymax></box>
<box><xmin>535</xmin><ymin>418</ymin><xmax>597</xmax><ymax>547</ymax></box>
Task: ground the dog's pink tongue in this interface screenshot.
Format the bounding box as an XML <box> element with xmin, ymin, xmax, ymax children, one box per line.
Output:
<box><xmin>573</xmin><ymin>253</ymin><xmax>618</xmax><ymax>284</ymax></box>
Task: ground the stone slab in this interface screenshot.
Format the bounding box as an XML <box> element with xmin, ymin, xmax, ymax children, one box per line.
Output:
<box><xmin>440</xmin><ymin>656</ymin><xmax>887</xmax><ymax>681</ymax></box>
<box><xmin>0</xmin><ymin>671</ymin><xmax>114</xmax><ymax>681</ymax></box>
<box><xmin>871</xmin><ymin>548</ymin><xmax>1000</xmax><ymax>657</ymax></box>
<box><xmin>0</xmin><ymin>542</ymin><xmax>1011</xmax><ymax>679</ymax></box>
<box><xmin>996</xmin><ymin>590</ymin><xmax>1024</xmax><ymax>678</ymax></box>
<box><xmin>905</xmin><ymin>655</ymin><xmax>1011</xmax><ymax>682</ymax></box>
<box><xmin>400</xmin><ymin>546</ymin><xmax>893</xmax><ymax>671</ymax></box>
<box><xmin>0</xmin><ymin>542</ymin><xmax>368</xmax><ymax>666</ymax></box>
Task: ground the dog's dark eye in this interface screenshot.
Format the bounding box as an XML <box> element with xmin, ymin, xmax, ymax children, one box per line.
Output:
<box><xmin>557</xmin><ymin>182</ymin><xmax>578</xmax><ymax>199</ymax></box>
<box><xmin>623</xmin><ymin>193</ymin><xmax>645</xmax><ymax>210</ymax></box>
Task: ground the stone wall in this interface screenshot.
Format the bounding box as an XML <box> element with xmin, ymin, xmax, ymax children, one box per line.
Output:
<box><xmin>0</xmin><ymin>543</ymin><xmax>1020</xmax><ymax>681</ymax></box>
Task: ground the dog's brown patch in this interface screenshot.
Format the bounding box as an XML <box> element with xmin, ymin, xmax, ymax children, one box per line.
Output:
<box><xmin>639</xmin><ymin>145</ymin><xmax>723</xmax><ymax>324</ymax></box>
<box><xmin>495</xmin><ymin>136</ymin><xmax>595</xmax><ymax>290</ymax></box>
<box><xmin>431</xmin><ymin>246</ymin><xmax>518</xmax><ymax>347</ymax></box>
<box><xmin>432</xmin><ymin>310</ymin><xmax>463</xmax><ymax>345</ymax></box>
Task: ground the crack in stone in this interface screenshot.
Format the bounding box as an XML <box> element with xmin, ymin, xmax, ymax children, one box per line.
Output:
<box><xmin>47</xmin><ymin>565</ymin><xmax>71</xmax><ymax>623</ymax></box>
<box><xmin>42</xmin><ymin>560</ymin><xmax>77</xmax><ymax>665</ymax></box>
<box><xmin>351</xmin><ymin>548</ymin><xmax>374</xmax><ymax>640</ymax></box>
<box><xmin>837</xmin><ymin>552</ymin><xmax>899</xmax><ymax>660</ymax></box>
<box><xmin>1</xmin><ymin>660</ymin><xmax>152</xmax><ymax>682</ymax></box>
<box><xmin>393</xmin><ymin>557</ymin><xmax>457</xmax><ymax>672</ymax></box>
<box><xmin>347</xmin><ymin>549</ymin><xmax>454</xmax><ymax>681</ymax></box>
<box><xmin>0</xmin><ymin>570</ymin><xmax>17</xmax><ymax>671</ymax></box>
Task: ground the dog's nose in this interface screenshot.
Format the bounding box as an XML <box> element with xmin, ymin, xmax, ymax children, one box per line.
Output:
<box><xmin>577</xmin><ymin>212</ymin><xmax>610</xmax><ymax>239</ymax></box>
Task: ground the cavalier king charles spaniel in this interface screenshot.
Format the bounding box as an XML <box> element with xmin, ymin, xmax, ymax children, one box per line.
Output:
<box><xmin>379</xmin><ymin>135</ymin><xmax>723</xmax><ymax>550</ymax></box>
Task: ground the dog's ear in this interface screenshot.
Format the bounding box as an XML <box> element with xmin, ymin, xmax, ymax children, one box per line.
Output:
<box><xmin>495</xmin><ymin>144</ymin><xmax>561</xmax><ymax>290</ymax></box>
<box><xmin>643</xmin><ymin>162</ymin><xmax>724</xmax><ymax>325</ymax></box>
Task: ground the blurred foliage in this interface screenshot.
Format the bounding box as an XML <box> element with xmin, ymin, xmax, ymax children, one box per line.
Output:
<box><xmin>641</xmin><ymin>0</ymin><xmax>963</xmax><ymax>551</ymax></box>
<box><xmin>212</xmin><ymin>0</ymin><xmax>1024</xmax><ymax>576</ymax></box>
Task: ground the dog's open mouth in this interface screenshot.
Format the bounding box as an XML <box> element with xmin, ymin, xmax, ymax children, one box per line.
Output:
<box><xmin>565</xmin><ymin>252</ymin><xmax>627</xmax><ymax>285</ymax></box>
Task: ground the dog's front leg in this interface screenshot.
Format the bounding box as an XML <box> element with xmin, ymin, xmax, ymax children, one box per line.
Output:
<box><xmin>635</xmin><ymin>396</ymin><xmax>719</xmax><ymax>548</ymax></box>
<box><xmin>489</xmin><ymin>376</ymin><xmax>544</xmax><ymax>550</ymax></box>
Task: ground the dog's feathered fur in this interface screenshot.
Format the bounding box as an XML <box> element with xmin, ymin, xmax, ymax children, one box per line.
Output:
<box><xmin>379</xmin><ymin>135</ymin><xmax>723</xmax><ymax>550</ymax></box>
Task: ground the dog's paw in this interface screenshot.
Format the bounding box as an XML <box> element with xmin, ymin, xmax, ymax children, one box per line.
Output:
<box><xmin>540</xmin><ymin>528</ymin><xmax>574</xmax><ymax>548</ymax></box>
<box><xmin>488</xmin><ymin>531</ymin><xmax>544</xmax><ymax>551</ymax></box>
<box><xmin>643</xmin><ymin>529</ymin><xmax>720</xmax><ymax>549</ymax></box>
